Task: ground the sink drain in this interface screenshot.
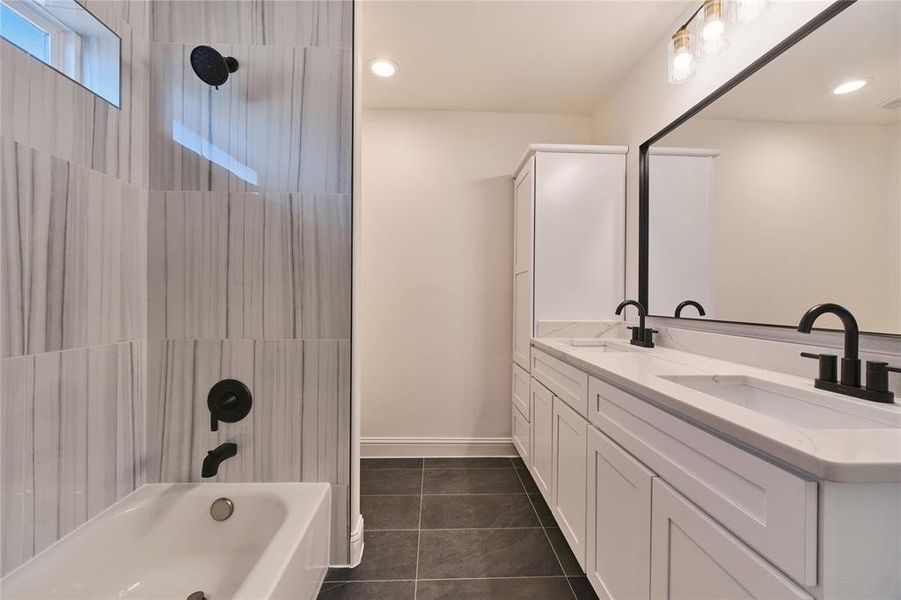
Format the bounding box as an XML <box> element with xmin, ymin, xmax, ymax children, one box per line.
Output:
<box><xmin>186</xmin><ymin>592</ymin><xmax>206</xmax><ymax>600</ymax></box>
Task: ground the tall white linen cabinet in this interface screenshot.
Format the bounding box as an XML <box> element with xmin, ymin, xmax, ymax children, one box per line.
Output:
<box><xmin>511</xmin><ymin>144</ymin><xmax>626</xmax><ymax>462</ymax></box>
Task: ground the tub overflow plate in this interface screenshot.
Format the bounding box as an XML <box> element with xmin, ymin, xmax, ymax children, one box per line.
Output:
<box><xmin>210</xmin><ymin>497</ymin><xmax>234</xmax><ymax>521</ymax></box>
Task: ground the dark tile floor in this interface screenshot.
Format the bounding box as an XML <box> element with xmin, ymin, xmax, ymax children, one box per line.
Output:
<box><xmin>318</xmin><ymin>457</ymin><xmax>599</xmax><ymax>600</ymax></box>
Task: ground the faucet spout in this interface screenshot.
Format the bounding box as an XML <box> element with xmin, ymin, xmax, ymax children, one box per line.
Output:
<box><xmin>797</xmin><ymin>303</ymin><xmax>860</xmax><ymax>387</ymax></box>
<box><xmin>202</xmin><ymin>442</ymin><xmax>237</xmax><ymax>478</ymax></box>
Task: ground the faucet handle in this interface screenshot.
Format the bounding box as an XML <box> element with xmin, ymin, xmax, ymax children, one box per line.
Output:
<box><xmin>801</xmin><ymin>352</ymin><xmax>838</xmax><ymax>384</ymax></box>
<box><xmin>865</xmin><ymin>361</ymin><xmax>901</xmax><ymax>395</ymax></box>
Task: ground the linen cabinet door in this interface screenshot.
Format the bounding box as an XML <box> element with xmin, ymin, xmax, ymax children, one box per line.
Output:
<box><xmin>650</xmin><ymin>479</ymin><xmax>812</xmax><ymax>600</ymax></box>
<box><xmin>551</xmin><ymin>396</ymin><xmax>588</xmax><ymax>570</ymax></box>
<box><xmin>586</xmin><ymin>428</ymin><xmax>654</xmax><ymax>600</ymax></box>
<box><xmin>529</xmin><ymin>378</ymin><xmax>554</xmax><ymax>503</ymax></box>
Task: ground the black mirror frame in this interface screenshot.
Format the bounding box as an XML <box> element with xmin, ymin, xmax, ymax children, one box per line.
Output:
<box><xmin>635</xmin><ymin>0</ymin><xmax>901</xmax><ymax>338</ymax></box>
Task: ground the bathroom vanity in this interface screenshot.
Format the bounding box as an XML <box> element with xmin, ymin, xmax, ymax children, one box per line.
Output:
<box><xmin>514</xmin><ymin>336</ymin><xmax>901</xmax><ymax>600</ymax></box>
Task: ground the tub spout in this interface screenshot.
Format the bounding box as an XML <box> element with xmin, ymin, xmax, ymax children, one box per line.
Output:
<box><xmin>202</xmin><ymin>442</ymin><xmax>237</xmax><ymax>478</ymax></box>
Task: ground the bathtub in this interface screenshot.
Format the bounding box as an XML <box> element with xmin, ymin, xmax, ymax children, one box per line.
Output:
<box><xmin>1</xmin><ymin>483</ymin><xmax>331</xmax><ymax>600</ymax></box>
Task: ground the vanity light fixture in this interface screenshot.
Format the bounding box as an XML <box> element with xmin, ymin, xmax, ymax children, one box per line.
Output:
<box><xmin>735</xmin><ymin>0</ymin><xmax>769</xmax><ymax>23</ymax></box>
<box><xmin>369</xmin><ymin>58</ymin><xmax>397</xmax><ymax>78</ymax></box>
<box><xmin>700</xmin><ymin>0</ymin><xmax>728</xmax><ymax>56</ymax></box>
<box><xmin>668</xmin><ymin>27</ymin><xmax>695</xmax><ymax>84</ymax></box>
<box><xmin>667</xmin><ymin>0</ymin><xmax>767</xmax><ymax>85</ymax></box>
<box><xmin>832</xmin><ymin>79</ymin><xmax>868</xmax><ymax>95</ymax></box>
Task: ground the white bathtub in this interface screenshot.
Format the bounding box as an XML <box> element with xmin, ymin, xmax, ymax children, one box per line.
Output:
<box><xmin>1</xmin><ymin>483</ymin><xmax>331</xmax><ymax>600</ymax></box>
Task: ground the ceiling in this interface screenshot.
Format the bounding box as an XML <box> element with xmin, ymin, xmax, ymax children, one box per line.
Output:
<box><xmin>361</xmin><ymin>0</ymin><xmax>691</xmax><ymax>114</ymax></box>
<box><xmin>699</xmin><ymin>1</ymin><xmax>900</xmax><ymax>126</ymax></box>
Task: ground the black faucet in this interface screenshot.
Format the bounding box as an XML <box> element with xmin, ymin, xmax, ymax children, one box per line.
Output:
<box><xmin>798</xmin><ymin>303</ymin><xmax>899</xmax><ymax>403</ymax></box>
<box><xmin>615</xmin><ymin>300</ymin><xmax>656</xmax><ymax>348</ymax></box>
<box><xmin>674</xmin><ymin>300</ymin><xmax>706</xmax><ymax>318</ymax></box>
<box><xmin>202</xmin><ymin>442</ymin><xmax>237</xmax><ymax>478</ymax></box>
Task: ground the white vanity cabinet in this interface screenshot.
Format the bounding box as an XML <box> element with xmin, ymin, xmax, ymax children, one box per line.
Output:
<box><xmin>529</xmin><ymin>378</ymin><xmax>554</xmax><ymax>501</ymax></box>
<box><xmin>586</xmin><ymin>427</ymin><xmax>654</xmax><ymax>600</ymax></box>
<box><xmin>650</xmin><ymin>479</ymin><xmax>811</xmax><ymax>600</ymax></box>
<box><xmin>551</xmin><ymin>397</ymin><xmax>588</xmax><ymax>570</ymax></box>
<box><xmin>510</xmin><ymin>145</ymin><xmax>626</xmax><ymax>451</ymax></box>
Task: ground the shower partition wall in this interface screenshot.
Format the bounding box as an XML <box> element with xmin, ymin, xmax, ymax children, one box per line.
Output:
<box><xmin>0</xmin><ymin>0</ymin><xmax>355</xmax><ymax>575</ymax></box>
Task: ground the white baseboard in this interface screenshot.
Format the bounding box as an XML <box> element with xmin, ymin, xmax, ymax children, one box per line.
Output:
<box><xmin>361</xmin><ymin>436</ymin><xmax>516</xmax><ymax>458</ymax></box>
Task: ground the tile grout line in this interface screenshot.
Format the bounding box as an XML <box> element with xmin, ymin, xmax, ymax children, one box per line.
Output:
<box><xmin>512</xmin><ymin>459</ymin><xmax>580</xmax><ymax>600</ymax></box>
<box><xmin>414</xmin><ymin>462</ymin><xmax>424</xmax><ymax>600</ymax></box>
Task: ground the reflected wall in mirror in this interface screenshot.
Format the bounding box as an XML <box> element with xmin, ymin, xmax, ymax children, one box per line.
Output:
<box><xmin>643</xmin><ymin>0</ymin><xmax>900</xmax><ymax>335</ymax></box>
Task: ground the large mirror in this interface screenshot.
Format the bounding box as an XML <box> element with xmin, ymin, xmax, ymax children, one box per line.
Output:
<box><xmin>641</xmin><ymin>0</ymin><xmax>900</xmax><ymax>335</ymax></box>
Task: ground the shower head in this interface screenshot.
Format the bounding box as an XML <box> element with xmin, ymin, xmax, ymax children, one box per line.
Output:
<box><xmin>190</xmin><ymin>45</ymin><xmax>239</xmax><ymax>88</ymax></box>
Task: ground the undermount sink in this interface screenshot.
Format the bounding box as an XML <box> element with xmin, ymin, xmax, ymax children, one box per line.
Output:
<box><xmin>660</xmin><ymin>375</ymin><xmax>894</xmax><ymax>430</ymax></box>
<box><xmin>565</xmin><ymin>340</ymin><xmax>631</xmax><ymax>351</ymax></box>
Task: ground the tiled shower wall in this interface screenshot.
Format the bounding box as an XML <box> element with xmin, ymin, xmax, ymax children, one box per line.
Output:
<box><xmin>0</xmin><ymin>1</ymin><xmax>152</xmax><ymax>575</ymax></box>
<box><xmin>144</xmin><ymin>0</ymin><xmax>353</xmax><ymax>564</ymax></box>
<box><xmin>1</xmin><ymin>0</ymin><xmax>353</xmax><ymax>574</ymax></box>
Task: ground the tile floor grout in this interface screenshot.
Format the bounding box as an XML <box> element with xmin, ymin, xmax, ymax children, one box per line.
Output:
<box><xmin>327</xmin><ymin>457</ymin><xmax>596</xmax><ymax>600</ymax></box>
<box><xmin>413</xmin><ymin>463</ymin><xmax>424</xmax><ymax>599</ymax></box>
<box><xmin>512</xmin><ymin>458</ymin><xmax>581</xmax><ymax>600</ymax></box>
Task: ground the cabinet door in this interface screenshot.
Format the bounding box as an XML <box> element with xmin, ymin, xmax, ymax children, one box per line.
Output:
<box><xmin>514</xmin><ymin>158</ymin><xmax>534</xmax><ymax>272</ymax></box>
<box><xmin>551</xmin><ymin>396</ymin><xmax>588</xmax><ymax>570</ymax></box>
<box><xmin>586</xmin><ymin>428</ymin><xmax>655</xmax><ymax>600</ymax></box>
<box><xmin>529</xmin><ymin>379</ymin><xmax>553</xmax><ymax>502</ymax></box>
<box><xmin>512</xmin><ymin>363</ymin><xmax>530</xmax><ymax>421</ymax></box>
<box><xmin>512</xmin><ymin>269</ymin><xmax>532</xmax><ymax>369</ymax></box>
<box><xmin>512</xmin><ymin>158</ymin><xmax>534</xmax><ymax>369</ymax></box>
<box><xmin>651</xmin><ymin>479</ymin><xmax>812</xmax><ymax>600</ymax></box>
<box><xmin>512</xmin><ymin>406</ymin><xmax>530</xmax><ymax>466</ymax></box>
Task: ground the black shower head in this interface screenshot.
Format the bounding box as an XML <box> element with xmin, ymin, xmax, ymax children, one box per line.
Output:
<box><xmin>190</xmin><ymin>45</ymin><xmax>239</xmax><ymax>88</ymax></box>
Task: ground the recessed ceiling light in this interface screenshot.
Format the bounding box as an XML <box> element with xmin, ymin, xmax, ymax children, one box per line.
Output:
<box><xmin>832</xmin><ymin>79</ymin><xmax>868</xmax><ymax>95</ymax></box>
<box><xmin>369</xmin><ymin>58</ymin><xmax>397</xmax><ymax>78</ymax></box>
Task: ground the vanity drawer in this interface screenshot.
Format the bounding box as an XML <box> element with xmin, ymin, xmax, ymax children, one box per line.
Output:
<box><xmin>512</xmin><ymin>406</ymin><xmax>531</xmax><ymax>466</ymax></box>
<box><xmin>532</xmin><ymin>348</ymin><xmax>589</xmax><ymax>417</ymax></box>
<box><xmin>588</xmin><ymin>375</ymin><xmax>818</xmax><ymax>587</ymax></box>
<box><xmin>512</xmin><ymin>363</ymin><xmax>530</xmax><ymax>421</ymax></box>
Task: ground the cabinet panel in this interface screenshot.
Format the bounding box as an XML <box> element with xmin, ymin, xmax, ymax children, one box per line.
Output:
<box><xmin>587</xmin><ymin>428</ymin><xmax>654</xmax><ymax>600</ymax></box>
<box><xmin>512</xmin><ymin>363</ymin><xmax>530</xmax><ymax>420</ymax></box>
<box><xmin>651</xmin><ymin>479</ymin><xmax>811</xmax><ymax>600</ymax></box>
<box><xmin>513</xmin><ymin>270</ymin><xmax>532</xmax><ymax>369</ymax></box>
<box><xmin>588</xmin><ymin>375</ymin><xmax>817</xmax><ymax>586</ymax></box>
<box><xmin>533</xmin><ymin>151</ymin><xmax>624</xmax><ymax>322</ymax></box>
<box><xmin>530</xmin><ymin>378</ymin><xmax>554</xmax><ymax>502</ymax></box>
<box><xmin>552</xmin><ymin>397</ymin><xmax>588</xmax><ymax>570</ymax></box>
<box><xmin>512</xmin><ymin>406</ymin><xmax>531</xmax><ymax>466</ymax></box>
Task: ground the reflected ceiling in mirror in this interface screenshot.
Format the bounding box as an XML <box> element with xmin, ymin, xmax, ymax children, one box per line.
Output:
<box><xmin>643</xmin><ymin>0</ymin><xmax>900</xmax><ymax>335</ymax></box>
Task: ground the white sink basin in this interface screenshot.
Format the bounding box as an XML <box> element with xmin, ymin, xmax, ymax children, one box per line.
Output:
<box><xmin>661</xmin><ymin>375</ymin><xmax>894</xmax><ymax>430</ymax></box>
<box><xmin>565</xmin><ymin>340</ymin><xmax>631</xmax><ymax>351</ymax></box>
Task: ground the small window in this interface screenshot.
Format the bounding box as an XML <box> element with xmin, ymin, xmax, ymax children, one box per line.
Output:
<box><xmin>0</xmin><ymin>0</ymin><xmax>120</xmax><ymax>107</ymax></box>
<box><xmin>1</xmin><ymin>3</ymin><xmax>49</xmax><ymax>61</ymax></box>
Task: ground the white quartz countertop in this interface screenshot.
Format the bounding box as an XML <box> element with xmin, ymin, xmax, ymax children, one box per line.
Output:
<box><xmin>532</xmin><ymin>337</ymin><xmax>901</xmax><ymax>483</ymax></box>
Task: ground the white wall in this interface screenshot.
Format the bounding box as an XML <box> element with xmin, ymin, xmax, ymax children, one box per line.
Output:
<box><xmin>361</xmin><ymin>109</ymin><xmax>590</xmax><ymax>451</ymax></box>
<box><xmin>590</xmin><ymin>1</ymin><xmax>832</xmax><ymax>301</ymax></box>
<box><xmin>660</xmin><ymin>118</ymin><xmax>900</xmax><ymax>333</ymax></box>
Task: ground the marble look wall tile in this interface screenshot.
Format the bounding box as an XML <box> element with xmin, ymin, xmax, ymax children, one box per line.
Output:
<box><xmin>145</xmin><ymin>338</ymin><xmax>350</xmax><ymax>485</ymax></box>
<box><xmin>150</xmin><ymin>0</ymin><xmax>352</xmax><ymax>48</ymax></box>
<box><xmin>0</xmin><ymin>341</ymin><xmax>145</xmax><ymax>576</ymax></box>
<box><xmin>149</xmin><ymin>43</ymin><xmax>350</xmax><ymax>193</ymax></box>
<box><xmin>148</xmin><ymin>191</ymin><xmax>350</xmax><ymax>340</ymax></box>
<box><xmin>0</xmin><ymin>15</ymin><xmax>150</xmax><ymax>188</ymax></box>
<box><xmin>1</xmin><ymin>140</ymin><xmax>147</xmax><ymax>358</ymax></box>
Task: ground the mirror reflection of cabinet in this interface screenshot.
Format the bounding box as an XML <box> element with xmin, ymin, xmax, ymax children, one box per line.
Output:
<box><xmin>647</xmin><ymin>148</ymin><xmax>717</xmax><ymax>317</ymax></box>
